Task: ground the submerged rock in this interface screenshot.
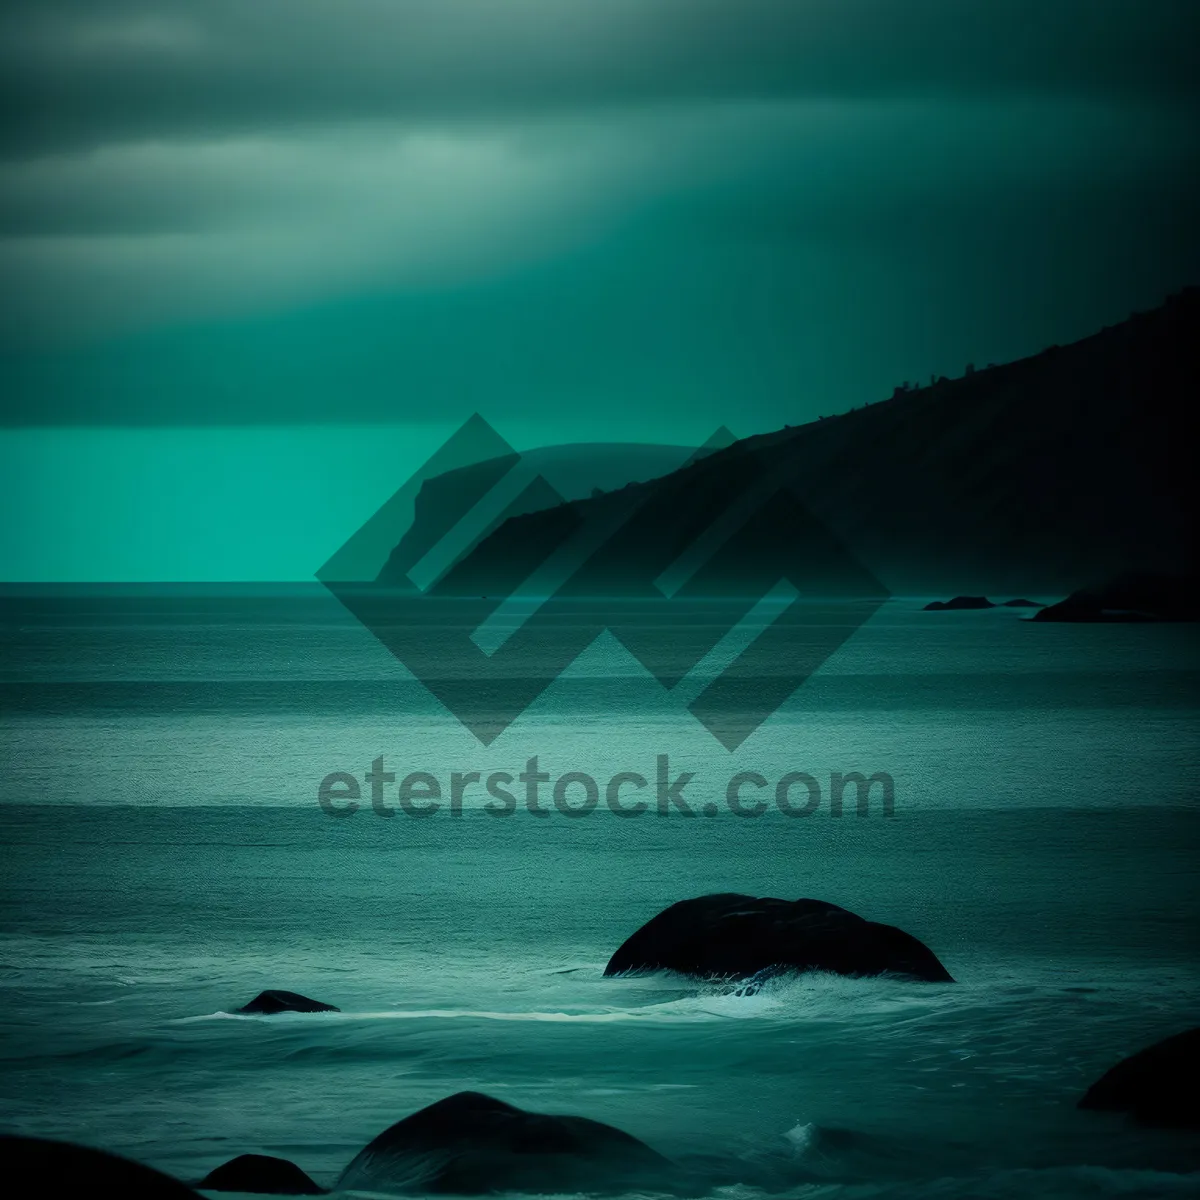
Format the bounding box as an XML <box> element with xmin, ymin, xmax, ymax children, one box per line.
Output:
<box><xmin>0</xmin><ymin>1136</ymin><xmax>199</xmax><ymax>1197</ymax></box>
<box><xmin>337</xmin><ymin>1091</ymin><xmax>687</xmax><ymax>1195</ymax></box>
<box><xmin>237</xmin><ymin>990</ymin><xmax>339</xmax><ymax>1015</ymax></box>
<box><xmin>1034</xmin><ymin>571</ymin><xmax>1200</xmax><ymax>623</ymax></box>
<box><xmin>604</xmin><ymin>894</ymin><xmax>953</xmax><ymax>983</ymax></box>
<box><xmin>923</xmin><ymin>595</ymin><xmax>995</xmax><ymax>610</ymax></box>
<box><xmin>198</xmin><ymin>1153</ymin><xmax>325</xmax><ymax>1194</ymax></box>
<box><xmin>1079</xmin><ymin>1027</ymin><xmax>1200</xmax><ymax>1129</ymax></box>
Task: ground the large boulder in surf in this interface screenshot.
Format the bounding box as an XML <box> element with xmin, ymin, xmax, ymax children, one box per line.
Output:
<box><xmin>336</xmin><ymin>1091</ymin><xmax>688</xmax><ymax>1195</ymax></box>
<box><xmin>237</xmin><ymin>990</ymin><xmax>339</xmax><ymax>1015</ymax></box>
<box><xmin>0</xmin><ymin>1136</ymin><xmax>199</xmax><ymax>1197</ymax></box>
<box><xmin>604</xmin><ymin>894</ymin><xmax>953</xmax><ymax>983</ymax></box>
<box><xmin>198</xmin><ymin>1153</ymin><xmax>325</xmax><ymax>1194</ymax></box>
<box><xmin>923</xmin><ymin>595</ymin><xmax>994</xmax><ymax>610</ymax></box>
<box><xmin>1078</xmin><ymin>1027</ymin><xmax>1200</xmax><ymax>1129</ymax></box>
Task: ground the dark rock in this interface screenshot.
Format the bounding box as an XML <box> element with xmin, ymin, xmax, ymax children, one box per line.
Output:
<box><xmin>198</xmin><ymin>1153</ymin><xmax>325</xmax><ymax>1194</ymax></box>
<box><xmin>923</xmin><ymin>596</ymin><xmax>995</xmax><ymax>610</ymax></box>
<box><xmin>1035</xmin><ymin>596</ymin><xmax>1145</xmax><ymax>622</ymax></box>
<box><xmin>604</xmin><ymin>894</ymin><xmax>953</xmax><ymax>983</ymax></box>
<box><xmin>1079</xmin><ymin>1027</ymin><xmax>1200</xmax><ymax>1129</ymax></box>
<box><xmin>1034</xmin><ymin>571</ymin><xmax>1200</xmax><ymax>623</ymax></box>
<box><xmin>1002</xmin><ymin>598</ymin><xmax>1045</xmax><ymax>607</ymax></box>
<box><xmin>0</xmin><ymin>1135</ymin><xmax>199</xmax><ymax>1197</ymax></box>
<box><xmin>337</xmin><ymin>1091</ymin><xmax>688</xmax><ymax>1195</ymax></box>
<box><xmin>237</xmin><ymin>990</ymin><xmax>339</xmax><ymax>1015</ymax></box>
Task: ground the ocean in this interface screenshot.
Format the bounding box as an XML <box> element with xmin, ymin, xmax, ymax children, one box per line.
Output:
<box><xmin>1</xmin><ymin>587</ymin><xmax>1198</xmax><ymax>1198</ymax></box>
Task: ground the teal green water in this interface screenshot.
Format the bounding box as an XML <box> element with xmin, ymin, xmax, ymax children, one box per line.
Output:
<box><xmin>0</xmin><ymin>593</ymin><xmax>1198</xmax><ymax>1197</ymax></box>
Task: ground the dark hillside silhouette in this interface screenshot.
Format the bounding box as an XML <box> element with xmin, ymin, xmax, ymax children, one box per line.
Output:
<box><xmin>432</xmin><ymin>289</ymin><xmax>1197</xmax><ymax>595</ymax></box>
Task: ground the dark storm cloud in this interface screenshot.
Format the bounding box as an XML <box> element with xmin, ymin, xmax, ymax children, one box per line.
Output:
<box><xmin>1</xmin><ymin>0</ymin><xmax>1197</xmax><ymax>156</ymax></box>
<box><xmin>2</xmin><ymin>97</ymin><xmax>1194</xmax><ymax>338</ymax></box>
<box><xmin>0</xmin><ymin>2</ymin><xmax>1197</xmax><ymax>427</ymax></box>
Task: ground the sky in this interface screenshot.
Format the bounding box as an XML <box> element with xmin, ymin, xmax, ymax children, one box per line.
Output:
<box><xmin>1</xmin><ymin>1</ymin><xmax>1198</xmax><ymax>579</ymax></box>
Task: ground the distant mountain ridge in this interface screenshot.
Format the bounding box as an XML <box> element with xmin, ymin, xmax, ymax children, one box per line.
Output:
<box><xmin>374</xmin><ymin>441</ymin><xmax>705</xmax><ymax>590</ymax></box>
<box><xmin>427</xmin><ymin>288</ymin><xmax>1197</xmax><ymax>595</ymax></box>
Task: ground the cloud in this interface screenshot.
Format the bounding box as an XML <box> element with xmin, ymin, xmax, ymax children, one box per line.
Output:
<box><xmin>0</xmin><ymin>3</ymin><xmax>1195</xmax><ymax>425</ymax></box>
<box><xmin>0</xmin><ymin>120</ymin><xmax>653</xmax><ymax>339</ymax></box>
<box><xmin>1</xmin><ymin>1</ymin><xmax>1197</xmax><ymax>157</ymax></box>
<box><xmin>0</xmin><ymin>95</ymin><xmax>1195</xmax><ymax>341</ymax></box>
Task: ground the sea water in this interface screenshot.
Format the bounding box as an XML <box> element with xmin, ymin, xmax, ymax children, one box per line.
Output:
<box><xmin>1</xmin><ymin>589</ymin><xmax>1198</xmax><ymax>1197</ymax></box>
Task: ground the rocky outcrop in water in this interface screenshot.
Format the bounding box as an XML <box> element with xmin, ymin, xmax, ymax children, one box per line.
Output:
<box><xmin>237</xmin><ymin>990</ymin><xmax>339</xmax><ymax>1015</ymax></box>
<box><xmin>0</xmin><ymin>1135</ymin><xmax>199</xmax><ymax>1197</ymax></box>
<box><xmin>923</xmin><ymin>596</ymin><xmax>995</xmax><ymax>610</ymax></box>
<box><xmin>1034</xmin><ymin>572</ymin><xmax>1200</xmax><ymax>623</ymax></box>
<box><xmin>604</xmin><ymin>894</ymin><xmax>953</xmax><ymax>983</ymax></box>
<box><xmin>1079</xmin><ymin>1027</ymin><xmax>1200</xmax><ymax>1129</ymax></box>
<box><xmin>336</xmin><ymin>1091</ymin><xmax>688</xmax><ymax>1195</ymax></box>
<box><xmin>198</xmin><ymin>1153</ymin><xmax>325</xmax><ymax>1194</ymax></box>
